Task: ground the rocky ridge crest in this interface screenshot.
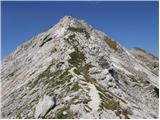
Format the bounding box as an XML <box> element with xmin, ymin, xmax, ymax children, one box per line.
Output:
<box><xmin>1</xmin><ymin>16</ymin><xmax>159</xmax><ymax>119</ymax></box>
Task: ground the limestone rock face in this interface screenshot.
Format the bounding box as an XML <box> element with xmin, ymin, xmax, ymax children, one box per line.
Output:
<box><xmin>34</xmin><ymin>95</ymin><xmax>56</xmax><ymax>118</ymax></box>
<box><xmin>1</xmin><ymin>16</ymin><xmax>159</xmax><ymax>119</ymax></box>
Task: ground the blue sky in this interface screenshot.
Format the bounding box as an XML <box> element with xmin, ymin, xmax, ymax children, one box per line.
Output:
<box><xmin>1</xmin><ymin>1</ymin><xmax>159</xmax><ymax>59</ymax></box>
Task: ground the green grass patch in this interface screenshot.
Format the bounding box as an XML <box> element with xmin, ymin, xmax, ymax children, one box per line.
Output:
<box><xmin>64</xmin><ymin>34</ymin><xmax>79</xmax><ymax>48</ymax></box>
<box><xmin>98</xmin><ymin>92</ymin><xmax>129</xmax><ymax>118</ymax></box>
<box><xmin>27</xmin><ymin>60</ymin><xmax>73</xmax><ymax>89</ymax></box>
<box><xmin>68</xmin><ymin>48</ymin><xmax>86</xmax><ymax>68</ymax></box>
<box><xmin>104</xmin><ymin>38</ymin><xmax>123</xmax><ymax>53</ymax></box>
<box><xmin>73</xmin><ymin>69</ymin><xmax>81</xmax><ymax>75</ymax></box>
<box><xmin>70</xmin><ymin>82</ymin><xmax>81</xmax><ymax>91</ymax></box>
<box><xmin>99</xmin><ymin>92</ymin><xmax>120</xmax><ymax>111</ymax></box>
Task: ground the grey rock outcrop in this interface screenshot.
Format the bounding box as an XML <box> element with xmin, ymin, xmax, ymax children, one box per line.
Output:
<box><xmin>34</xmin><ymin>95</ymin><xmax>56</xmax><ymax>118</ymax></box>
<box><xmin>1</xmin><ymin>16</ymin><xmax>159</xmax><ymax>119</ymax></box>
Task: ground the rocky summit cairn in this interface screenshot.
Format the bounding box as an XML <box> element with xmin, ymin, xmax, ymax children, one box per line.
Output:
<box><xmin>1</xmin><ymin>16</ymin><xmax>159</xmax><ymax>119</ymax></box>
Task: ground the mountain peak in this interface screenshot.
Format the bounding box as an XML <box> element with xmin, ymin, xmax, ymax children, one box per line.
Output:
<box><xmin>60</xmin><ymin>16</ymin><xmax>76</xmax><ymax>21</ymax></box>
<box><xmin>1</xmin><ymin>16</ymin><xmax>159</xmax><ymax>119</ymax></box>
<box><xmin>56</xmin><ymin>16</ymin><xmax>92</xmax><ymax>30</ymax></box>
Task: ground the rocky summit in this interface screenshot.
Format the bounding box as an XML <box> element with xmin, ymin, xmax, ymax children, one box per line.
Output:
<box><xmin>1</xmin><ymin>16</ymin><xmax>159</xmax><ymax>119</ymax></box>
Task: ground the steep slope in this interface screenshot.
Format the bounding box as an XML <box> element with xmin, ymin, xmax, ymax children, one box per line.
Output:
<box><xmin>1</xmin><ymin>16</ymin><xmax>159</xmax><ymax>119</ymax></box>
